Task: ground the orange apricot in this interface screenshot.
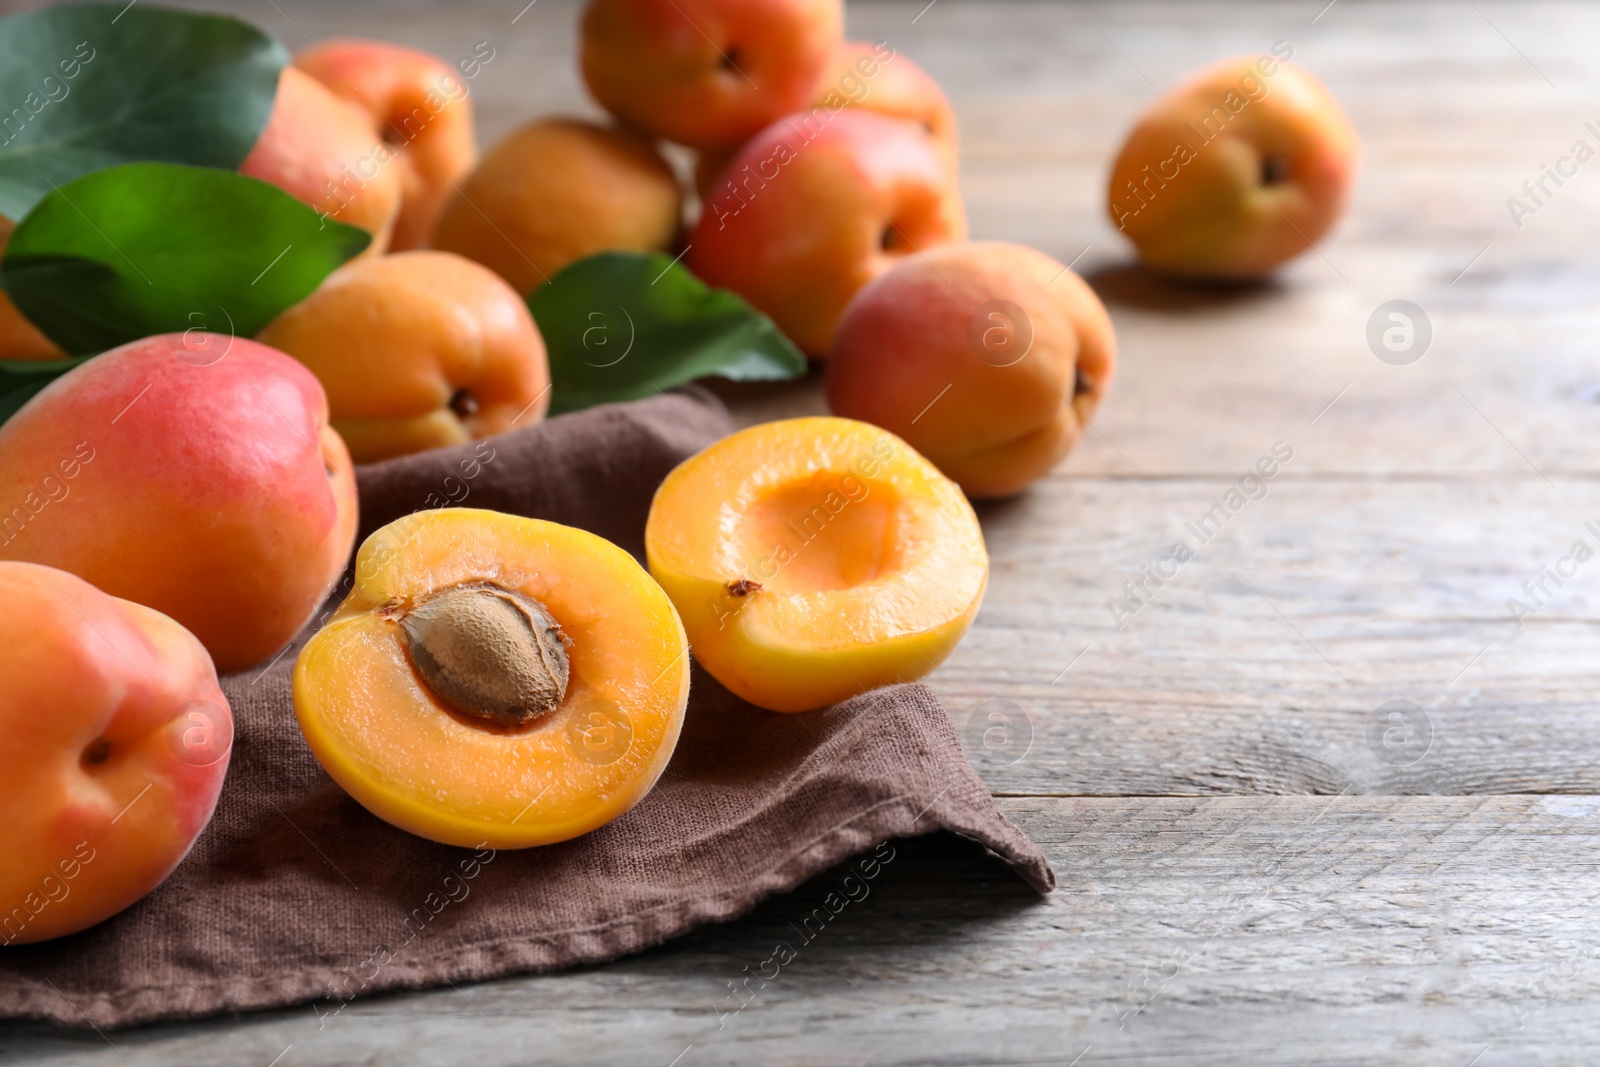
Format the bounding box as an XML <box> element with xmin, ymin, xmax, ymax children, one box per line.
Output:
<box><xmin>294</xmin><ymin>508</ymin><xmax>691</xmax><ymax>848</ymax></box>
<box><xmin>240</xmin><ymin>67</ymin><xmax>403</xmax><ymax>254</ymax></box>
<box><xmin>258</xmin><ymin>250</ymin><xmax>550</xmax><ymax>463</ymax></box>
<box><xmin>0</xmin><ymin>218</ymin><xmax>63</xmax><ymax>361</ymax></box>
<box><xmin>827</xmin><ymin>241</ymin><xmax>1116</xmax><ymax>498</ymax></box>
<box><xmin>693</xmin><ymin>40</ymin><xmax>958</xmax><ymax>196</ymax></box>
<box><xmin>1</xmin><ymin>561</ymin><xmax>231</xmax><ymax>945</ymax></box>
<box><xmin>645</xmin><ymin>416</ymin><xmax>987</xmax><ymax>712</ymax></box>
<box><xmin>293</xmin><ymin>40</ymin><xmax>478</xmax><ymax>252</ymax></box>
<box><xmin>580</xmin><ymin>0</ymin><xmax>842</xmax><ymax>151</ymax></box>
<box><xmin>1107</xmin><ymin>52</ymin><xmax>1358</xmax><ymax>278</ymax></box>
<box><xmin>431</xmin><ymin>118</ymin><xmax>682</xmax><ymax>297</ymax></box>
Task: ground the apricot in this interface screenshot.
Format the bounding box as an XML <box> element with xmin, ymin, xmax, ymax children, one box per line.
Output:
<box><xmin>0</xmin><ymin>218</ymin><xmax>63</xmax><ymax>361</ymax></box>
<box><xmin>257</xmin><ymin>251</ymin><xmax>550</xmax><ymax>463</ymax></box>
<box><xmin>294</xmin><ymin>508</ymin><xmax>691</xmax><ymax>848</ymax></box>
<box><xmin>294</xmin><ymin>40</ymin><xmax>477</xmax><ymax>252</ymax></box>
<box><xmin>430</xmin><ymin>118</ymin><xmax>682</xmax><ymax>297</ymax></box>
<box><xmin>0</xmin><ymin>333</ymin><xmax>358</xmax><ymax>673</ymax></box>
<box><xmin>826</xmin><ymin>241</ymin><xmax>1116</xmax><ymax>499</ymax></box>
<box><xmin>1</xmin><ymin>561</ymin><xmax>231</xmax><ymax>945</ymax></box>
<box><xmin>645</xmin><ymin>416</ymin><xmax>987</xmax><ymax>712</ymax></box>
<box><xmin>1107</xmin><ymin>51</ymin><xmax>1358</xmax><ymax>278</ymax></box>
<box><xmin>694</xmin><ymin>40</ymin><xmax>959</xmax><ymax>196</ymax></box>
<box><xmin>581</xmin><ymin>0</ymin><xmax>842</xmax><ymax>151</ymax></box>
<box><xmin>687</xmin><ymin>109</ymin><xmax>967</xmax><ymax>357</ymax></box>
<box><xmin>240</xmin><ymin>66</ymin><xmax>403</xmax><ymax>254</ymax></box>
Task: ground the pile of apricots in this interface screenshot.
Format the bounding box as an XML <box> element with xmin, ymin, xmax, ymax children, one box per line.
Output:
<box><xmin>0</xmin><ymin>0</ymin><xmax>1357</xmax><ymax>945</ymax></box>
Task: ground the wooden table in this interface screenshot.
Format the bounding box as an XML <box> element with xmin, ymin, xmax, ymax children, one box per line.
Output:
<box><xmin>9</xmin><ymin>1</ymin><xmax>1600</xmax><ymax>1063</ymax></box>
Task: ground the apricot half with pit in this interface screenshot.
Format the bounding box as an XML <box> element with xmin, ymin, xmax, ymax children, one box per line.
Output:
<box><xmin>645</xmin><ymin>417</ymin><xmax>988</xmax><ymax>712</ymax></box>
<box><xmin>292</xmin><ymin>508</ymin><xmax>690</xmax><ymax>848</ymax></box>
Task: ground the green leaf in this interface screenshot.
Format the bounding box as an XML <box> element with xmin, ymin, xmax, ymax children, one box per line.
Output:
<box><xmin>529</xmin><ymin>251</ymin><xmax>807</xmax><ymax>416</ymax></box>
<box><xmin>0</xmin><ymin>3</ymin><xmax>287</xmax><ymax>221</ymax></box>
<box><xmin>0</xmin><ymin>354</ymin><xmax>91</xmax><ymax>422</ymax></box>
<box><xmin>0</xmin><ymin>162</ymin><xmax>370</xmax><ymax>356</ymax></box>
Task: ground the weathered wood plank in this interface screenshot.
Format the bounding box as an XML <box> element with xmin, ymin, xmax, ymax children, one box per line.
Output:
<box><xmin>9</xmin><ymin>797</ymin><xmax>1600</xmax><ymax>1065</ymax></box>
<box><xmin>186</xmin><ymin>0</ymin><xmax>1600</xmax><ymax>483</ymax></box>
<box><xmin>932</xmin><ymin>475</ymin><xmax>1600</xmax><ymax>796</ymax></box>
<box><xmin>9</xmin><ymin>0</ymin><xmax>1600</xmax><ymax>1061</ymax></box>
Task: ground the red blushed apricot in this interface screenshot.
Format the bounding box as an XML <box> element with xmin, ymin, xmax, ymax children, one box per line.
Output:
<box><xmin>240</xmin><ymin>67</ymin><xmax>403</xmax><ymax>254</ymax></box>
<box><xmin>1107</xmin><ymin>53</ymin><xmax>1358</xmax><ymax>278</ymax></box>
<box><xmin>688</xmin><ymin>109</ymin><xmax>967</xmax><ymax>357</ymax></box>
<box><xmin>826</xmin><ymin>241</ymin><xmax>1116</xmax><ymax>499</ymax></box>
<box><xmin>581</xmin><ymin>0</ymin><xmax>842</xmax><ymax>151</ymax></box>
<box><xmin>294</xmin><ymin>40</ymin><xmax>477</xmax><ymax>251</ymax></box>
<box><xmin>645</xmin><ymin>417</ymin><xmax>987</xmax><ymax>712</ymax></box>
<box><xmin>0</xmin><ymin>562</ymin><xmax>231</xmax><ymax>945</ymax></box>
<box><xmin>258</xmin><ymin>251</ymin><xmax>550</xmax><ymax>463</ymax></box>
<box><xmin>294</xmin><ymin>509</ymin><xmax>690</xmax><ymax>848</ymax></box>
<box><xmin>693</xmin><ymin>40</ymin><xmax>959</xmax><ymax>196</ymax></box>
<box><xmin>0</xmin><ymin>334</ymin><xmax>358</xmax><ymax>673</ymax></box>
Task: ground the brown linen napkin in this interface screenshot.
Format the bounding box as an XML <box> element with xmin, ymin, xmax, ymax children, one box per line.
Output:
<box><xmin>0</xmin><ymin>388</ymin><xmax>1053</xmax><ymax>1030</ymax></box>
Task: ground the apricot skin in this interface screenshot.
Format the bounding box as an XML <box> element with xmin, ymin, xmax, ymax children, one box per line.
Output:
<box><xmin>431</xmin><ymin>118</ymin><xmax>682</xmax><ymax>298</ymax></box>
<box><xmin>257</xmin><ymin>250</ymin><xmax>551</xmax><ymax>463</ymax></box>
<box><xmin>826</xmin><ymin>241</ymin><xmax>1116</xmax><ymax>499</ymax></box>
<box><xmin>0</xmin><ymin>218</ymin><xmax>63</xmax><ymax>361</ymax></box>
<box><xmin>0</xmin><ymin>562</ymin><xmax>231</xmax><ymax>945</ymax></box>
<box><xmin>581</xmin><ymin>0</ymin><xmax>843</xmax><ymax>151</ymax></box>
<box><xmin>646</xmin><ymin>417</ymin><xmax>988</xmax><ymax>712</ymax></box>
<box><xmin>295</xmin><ymin>508</ymin><xmax>691</xmax><ymax>849</ymax></box>
<box><xmin>240</xmin><ymin>67</ymin><xmax>402</xmax><ymax>254</ymax></box>
<box><xmin>688</xmin><ymin>109</ymin><xmax>967</xmax><ymax>358</ymax></box>
<box><xmin>293</xmin><ymin>40</ymin><xmax>477</xmax><ymax>252</ymax></box>
<box><xmin>694</xmin><ymin>40</ymin><xmax>959</xmax><ymax>196</ymax></box>
<box><xmin>1107</xmin><ymin>54</ymin><xmax>1357</xmax><ymax>279</ymax></box>
<box><xmin>0</xmin><ymin>334</ymin><xmax>358</xmax><ymax>674</ymax></box>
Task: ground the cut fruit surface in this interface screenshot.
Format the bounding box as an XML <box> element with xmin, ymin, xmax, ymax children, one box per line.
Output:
<box><xmin>293</xmin><ymin>508</ymin><xmax>690</xmax><ymax>848</ymax></box>
<box><xmin>645</xmin><ymin>417</ymin><xmax>988</xmax><ymax>712</ymax></box>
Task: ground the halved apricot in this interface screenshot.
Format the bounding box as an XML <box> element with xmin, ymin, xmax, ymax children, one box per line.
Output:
<box><xmin>293</xmin><ymin>508</ymin><xmax>689</xmax><ymax>848</ymax></box>
<box><xmin>645</xmin><ymin>417</ymin><xmax>988</xmax><ymax>712</ymax></box>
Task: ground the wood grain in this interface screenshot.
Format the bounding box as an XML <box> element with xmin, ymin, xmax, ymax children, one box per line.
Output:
<box><xmin>9</xmin><ymin>797</ymin><xmax>1600</xmax><ymax>1066</ymax></box>
<box><xmin>8</xmin><ymin>0</ymin><xmax>1600</xmax><ymax>1061</ymax></box>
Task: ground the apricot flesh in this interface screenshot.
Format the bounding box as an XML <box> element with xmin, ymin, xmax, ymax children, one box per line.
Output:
<box><xmin>1</xmin><ymin>561</ymin><xmax>232</xmax><ymax>945</ymax></box>
<box><xmin>645</xmin><ymin>417</ymin><xmax>987</xmax><ymax>712</ymax></box>
<box><xmin>294</xmin><ymin>508</ymin><xmax>690</xmax><ymax>848</ymax></box>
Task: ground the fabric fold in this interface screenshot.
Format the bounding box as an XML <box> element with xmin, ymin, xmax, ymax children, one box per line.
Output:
<box><xmin>0</xmin><ymin>389</ymin><xmax>1053</xmax><ymax>1029</ymax></box>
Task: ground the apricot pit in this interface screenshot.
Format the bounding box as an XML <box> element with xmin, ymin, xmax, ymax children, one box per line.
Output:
<box><xmin>294</xmin><ymin>508</ymin><xmax>690</xmax><ymax>848</ymax></box>
<box><xmin>398</xmin><ymin>583</ymin><xmax>570</xmax><ymax>728</ymax></box>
